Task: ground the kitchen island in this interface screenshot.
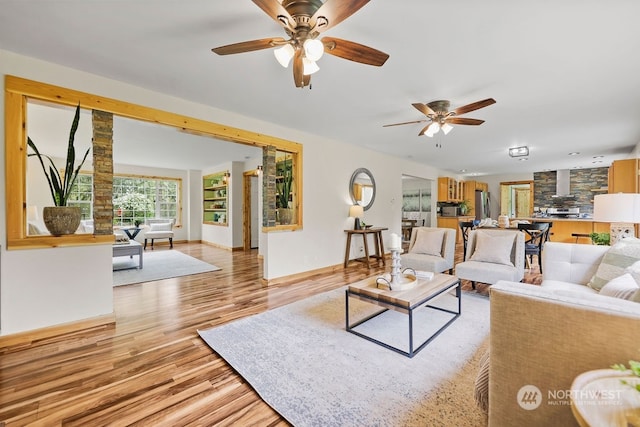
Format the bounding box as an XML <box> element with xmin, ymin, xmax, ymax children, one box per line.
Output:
<box><xmin>515</xmin><ymin>217</ymin><xmax>611</xmax><ymax>243</ymax></box>
<box><xmin>437</xmin><ymin>216</ymin><xmax>475</xmax><ymax>243</ymax></box>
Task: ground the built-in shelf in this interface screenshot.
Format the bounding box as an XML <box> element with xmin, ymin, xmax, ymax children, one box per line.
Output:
<box><xmin>203</xmin><ymin>172</ymin><xmax>228</xmax><ymax>226</ymax></box>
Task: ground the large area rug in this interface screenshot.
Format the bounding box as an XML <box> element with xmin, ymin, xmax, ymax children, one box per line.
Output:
<box><xmin>198</xmin><ymin>286</ymin><xmax>490</xmax><ymax>427</ymax></box>
<box><xmin>113</xmin><ymin>250</ymin><xmax>221</xmax><ymax>286</ymax></box>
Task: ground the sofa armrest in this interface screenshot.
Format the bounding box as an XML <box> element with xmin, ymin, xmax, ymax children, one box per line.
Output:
<box><xmin>542</xmin><ymin>242</ymin><xmax>609</xmax><ymax>285</ymax></box>
<box><xmin>488</xmin><ymin>281</ymin><xmax>640</xmax><ymax>427</ymax></box>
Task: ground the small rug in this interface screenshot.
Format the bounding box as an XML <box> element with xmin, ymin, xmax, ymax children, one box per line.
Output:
<box><xmin>198</xmin><ymin>286</ymin><xmax>489</xmax><ymax>427</ymax></box>
<box><xmin>113</xmin><ymin>250</ymin><xmax>220</xmax><ymax>286</ymax></box>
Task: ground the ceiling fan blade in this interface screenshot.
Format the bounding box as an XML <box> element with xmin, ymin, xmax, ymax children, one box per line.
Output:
<box><xmin>412</xmin><ymin>103</ymin><xmax>436</xmax><ymax>117</ymax></box>
<box><xmin>310</xmin><ymin>0</ymin><xmax>370</xmax><ymax>33</ymax></box>
<box><xmin>446</xmin><ymin>117</ymin><xmax>485</xmax><ymax>125</ymax></box>
<box><xmin>321</xmin><ymin>37</ymin><xmax>389</xmax><ymax>66</ymax></box>
<box><xmin>418</xmin><ymin>123</ymin><xmax>433</xmax><ymax>136</ymax></box>
<box><xmin>212</xmin><ymin>38</ymin><xmax>286</xmax><ymax>55</ymax></box>
<box><xmin>453</xmin><ymin>98</ymin><xmax>496</xmax><ymax>116</ymax></box>
<box><xmin>382</xmin><ymin>119</ymin><xmax>428</xmax><ymax>128</ymax></box>
<box><xmin>293</xmin><ymin>49</ymin><xmax>305</xmax><ymax>87</ymax></box>
<box><xmin>252</xmin><ymin>0</ymin><xmax>296</xmax><ymax>31</ymax></box>
<box><xmin>302</xmin><ymin>74</ymin><xmax>311</xmax><ymax>88</ymax></box>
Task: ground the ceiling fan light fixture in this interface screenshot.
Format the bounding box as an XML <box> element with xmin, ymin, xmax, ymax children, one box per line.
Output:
<box><xmin>424</xmin><ymin>122</ymin><xmax>441</xmax><ymax>137</ymax></box>
<box><xmin>302</xmin><ymin>58</ymin><xmax>320</xmax><ymax>75</ymax></box>
<box><xmin>274</xmin><ymin>44</ymin><xmax>295</xmax><ymax>68</ymax></box>
<box><xmin>441</xmin><ymin>123</ymin><xmax>453</xmax><ymax>135</ymax></box>
<box><xmin>303</xmin><ymin>38</ymin><xmax>324</xmax><ymax>61</ymax></box>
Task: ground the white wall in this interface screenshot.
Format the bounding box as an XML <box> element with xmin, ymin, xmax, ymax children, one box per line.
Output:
<box><xmin>0</xmin><ymin>49</ymin><xmax>443</xmax><ymax>335</ymax></box>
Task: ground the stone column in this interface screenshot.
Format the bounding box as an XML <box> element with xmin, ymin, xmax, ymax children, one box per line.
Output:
<box><xmin>91</xmin><ymin>110</ymin><xmax>114</xmax><ymax>235</ymax></box>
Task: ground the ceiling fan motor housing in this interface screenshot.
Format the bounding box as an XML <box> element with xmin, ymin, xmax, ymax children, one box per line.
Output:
<box><xmin>427</xmin><ymin>100</ymin><xmax>451</xmax><ymax>116</ymax></box>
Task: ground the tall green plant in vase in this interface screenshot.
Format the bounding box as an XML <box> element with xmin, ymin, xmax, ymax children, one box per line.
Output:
<box><xmin>276</xmin><ymin>170</ymin><xmax>293</xmax><ymax>224</ymax></box>
<box><xmin>27</xmin><ymin>104</ymin><xmax>91</xmax><ymax>235</ymax></box>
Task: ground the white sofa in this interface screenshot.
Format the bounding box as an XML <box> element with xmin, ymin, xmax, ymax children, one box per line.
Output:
<box><xmin>488</xmin><ymin>241</ymin><xmax>640</xmax><ymax>426</ymax></box>
<box><xmin>400</xmin><ymin>227</ymin><xmax>456</xmax><ymax>274</ymax></box>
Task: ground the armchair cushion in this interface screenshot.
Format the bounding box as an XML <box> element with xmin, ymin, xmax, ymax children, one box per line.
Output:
<box><xmin>587</xmin><ymin>238</ymin><xmax>640</xmax><ymax>291</ymax></box>
<box><xmin>469</xmin><ymin>231</ymin><xmax>516</xmax><ymax>266</ymax></box>
<box><xmin>409</xmin><ymin>228</ymin><xmax>445</xmax><ymax>256</ymax></box>
<box><xmin>149</xmin><ymin>222</ymin><xmax>172</xmax><ymax>232</ymax></box>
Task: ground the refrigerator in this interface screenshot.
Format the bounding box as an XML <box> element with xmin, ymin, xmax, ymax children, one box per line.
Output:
<box><xmin>475</xmin><ymin>190</ymin><xmax>491</xmax><ymax>220</ymax></box>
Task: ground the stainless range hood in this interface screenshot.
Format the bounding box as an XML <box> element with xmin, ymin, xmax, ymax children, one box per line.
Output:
<box><xmin>552</xmin><ymin>169</ymin><xmax>574</xmax><ymax>197</ymax></box>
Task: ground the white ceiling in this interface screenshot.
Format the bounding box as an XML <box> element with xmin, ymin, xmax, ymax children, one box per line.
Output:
<box><xmin>3</xmin><ymin>0</ymin><xmax>640</xmax><ymax>176</ymax></box>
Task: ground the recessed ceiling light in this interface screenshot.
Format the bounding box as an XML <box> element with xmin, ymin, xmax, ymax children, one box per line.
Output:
<box><xmin>592</xmin><ymin>160</ymin><xmax>603</xmax><ymax>164</ymax></box>
<box><xmin>518</xmin><ymin>158</ymin><xmax>528</xmax><ymax>161</ymax></box>
<box><xmin>459</xmin><ymin>169</ymin><xmax>467</xmax><ymax>173</ymax></box>
<box><xmin>593</xmin><ymin>155</ymin><xmax>604</xmax><ymax>159</ymax></box>
<box><xmin>568</xmin><ymin>152</ymin><xmax>580</xmax><ymax>156</ymax></box>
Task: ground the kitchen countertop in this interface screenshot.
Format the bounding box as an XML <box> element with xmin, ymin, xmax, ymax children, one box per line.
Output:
<box><xmin>516</xmin><ymin>217</ymin><xmax>596</xmax><ymax>222</ymax></box>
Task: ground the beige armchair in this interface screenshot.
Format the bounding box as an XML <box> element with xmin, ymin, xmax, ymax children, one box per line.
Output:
<box><xmin>400</xmin><ymin>227</ymin><xmax>456</xmax><ymax>274</ymax></box>
<box><xmin>143</xmin><ymin>218</ymin><xmax>175</xmax><ymax>250</ymax></box>
<box><xmin>455</xmin><ymin>229</ymin><xmax>525</xmax><ymax>289</ymax></box>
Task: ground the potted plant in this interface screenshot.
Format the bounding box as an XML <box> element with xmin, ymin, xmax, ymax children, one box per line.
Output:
<box><xmin>276</xmin><ymin>169</ymin><xmax>293</xmax><ymax>224</ymax></box>
<box><xmin>459</xmin><ymin>200</ymin><xmax>473</xmax><ymax>215</ymax></box>
<box><xmin>27</xmin><ymin>104</ymin><xmax>91</xmax><ymax>235</ymax></box>
<box><xmin>589</xmin><ymin>232</ymin><xmax>611</xmax><ymax>245</ymax></box>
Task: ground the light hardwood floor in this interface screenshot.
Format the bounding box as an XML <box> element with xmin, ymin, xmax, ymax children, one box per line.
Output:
<box><xmin>0</xmin><ymin>242</ymin><xmax>541</xmax><ymax>425</ymax></box>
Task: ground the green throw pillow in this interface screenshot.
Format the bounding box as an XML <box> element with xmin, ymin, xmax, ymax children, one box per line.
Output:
<box><xmin>588</xmin><ymin>238</ymin><xmax>640</xmax><ymax>292</ymax></box>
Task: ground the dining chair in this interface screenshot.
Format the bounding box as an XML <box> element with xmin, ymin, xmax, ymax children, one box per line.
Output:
<box><xmin>459</xmin><ymin>221</ymin><xmax>475</xmax><ymax>260</ymax></box>
<box><xmin>517</xmin><ymin>222</ymin><xmax>551</xmax><ymax>273</ymax></box>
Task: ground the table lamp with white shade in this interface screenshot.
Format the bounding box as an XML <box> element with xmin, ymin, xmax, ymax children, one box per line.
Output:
<box><xmin>593</xmin><ymin>193</ymin><xmax>640</xmax><ymax>245</ymax></box>
<box><xmin>349</xmin><ymin>204</ymin><xmax>364</xmax><ymax>230</ymax></box>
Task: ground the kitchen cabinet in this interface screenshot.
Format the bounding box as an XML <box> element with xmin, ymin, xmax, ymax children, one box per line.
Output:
<box><xmin>437</xmin><ymin>177</ymin><xmax>464</xmax><ymax>202</ymax></box>
<box><xmin>608</xmin><ymin>159</ymin><xmax>639</xmax><ymax>193</ymax></box>
<box><xmin>475</xmin><ymin>181</ymin><xmax>489</xmax><ymax>192</ymax></box>
<box><xmin>203</xmin><ymin>172</ymin><xmax>228</xmax><ymax>226</ymax></box>
<box><xmin>437</xmin><ymin>216</ymin><xmax>475</xmax><ymax>243</ymax></box>
<box><xmin>461</xmin><ymin>180</ymin><xmax>489</xmax><ymax>216</ymax></box>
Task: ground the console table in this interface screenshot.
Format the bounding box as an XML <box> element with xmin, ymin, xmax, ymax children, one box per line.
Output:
<box><xmin>343</xmin><ymin>227</ymin><xmax>388</xmax><ymax>268</ymax></box>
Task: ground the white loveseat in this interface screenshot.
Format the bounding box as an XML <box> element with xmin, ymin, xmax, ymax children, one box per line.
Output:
<box><xmin>488</xmin><ymin>241</ymin><xmax>640</xmax><ymax>426</ymax></box>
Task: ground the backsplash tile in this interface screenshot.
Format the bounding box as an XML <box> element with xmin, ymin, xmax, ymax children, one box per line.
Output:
<box><xmin>534</xmin><ymin>167</ymin><xmax>608</xmax><ymax>215</ymax></box>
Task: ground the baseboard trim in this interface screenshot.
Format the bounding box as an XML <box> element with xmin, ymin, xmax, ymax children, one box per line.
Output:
<box><xmin>200</xmin><ymin>240</ymin><xmax>233</xmax><ymax>251</ymax></box>
<box><xmin>264</xmin><ymin>263</ymin><xmax>345</xmax><ymax>286</ymax></box>
<box><xmin>0</xmin><ymin>313</ymin><xmax>116</xmax><ymax>349</ymax></box>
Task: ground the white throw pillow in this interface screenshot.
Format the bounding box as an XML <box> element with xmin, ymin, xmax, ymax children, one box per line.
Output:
<box><xmin>599</xmin><ymin>273</ymin><xmax>640</xmax><ymax>300</ymax></box>
<box><xmin>469</xmin><ymin>231</ymin><xmax>515</xmax><ymax>266</ymax></box>
<box><xmin>588</xmin><ymin>238</ymin><xmax>640</xmax><ymax>291</ymax></box>
<box><xmin>150</xmin><ymin>222</ymin><xmax>172</xmax><ymax>232</ymax></box>
<box><xmin>410</xmin><ymin>228</ymin><xmax>445</xmax><ymax>256</ymax></box>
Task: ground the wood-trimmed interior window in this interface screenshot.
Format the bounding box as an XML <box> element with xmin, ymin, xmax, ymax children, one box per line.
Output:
<box><xmin>5</xmin><ymin>75</ymin><xmax>303</xmax><ymax>250</ymax></box>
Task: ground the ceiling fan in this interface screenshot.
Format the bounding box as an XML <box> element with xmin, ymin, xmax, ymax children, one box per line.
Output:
<box><xmin>383</xmin><ymin>98</ymin><xmax>496</xmax><ymax>137</ymax></box>
<box><xmin>211</xmin><ymin>0</ymin><xmax>389</xmax><ymax>88</ymax></box>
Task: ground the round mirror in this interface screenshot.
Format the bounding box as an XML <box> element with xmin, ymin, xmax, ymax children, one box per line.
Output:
<box><xmin>349</xmin><ymin>168</ymin><xmax>376</xmax><ymax>211</ymax></box>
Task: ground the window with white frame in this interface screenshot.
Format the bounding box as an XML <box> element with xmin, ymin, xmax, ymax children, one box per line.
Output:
<box><xmin>71</xmin><ymin>173</ymin><xmax>180</xmax><ymax>226</ymax></box>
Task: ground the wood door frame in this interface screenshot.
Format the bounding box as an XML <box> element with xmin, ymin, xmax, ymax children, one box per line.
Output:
<box><xmin>242</xmin><ymin>169</ymin><xmax>260</xmax><ymax>251</ymax></box>
<box><xmin>499</xmin><ymin>180</ymin><xmax>534</xmax><ymax>217</ymax></box>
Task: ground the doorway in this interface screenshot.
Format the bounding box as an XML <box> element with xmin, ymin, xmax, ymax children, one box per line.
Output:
<box><xmin>401</xmin><ymin>175</ymin><xmax>433</xmax><ymax>241</ymax></box>
<box><xmin>500</xmin><ymin>181</ymin><xmax>533</xmax><ymax>218</ymax></box>
<box><xmin>243</xmin><ymin>170</ymin><xmax>261</xmax><ymax>250</ymax></box>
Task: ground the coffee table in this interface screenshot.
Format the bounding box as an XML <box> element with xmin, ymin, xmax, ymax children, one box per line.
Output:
<box><xmin>112</xmin><ymin>240</ymin><xmax>143</xmax><ymax>270</ymax></box>
<box><xmin>345</xmin><ymin>273</ymin><xmax>460</xmax><ymax>358</ymax></box>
